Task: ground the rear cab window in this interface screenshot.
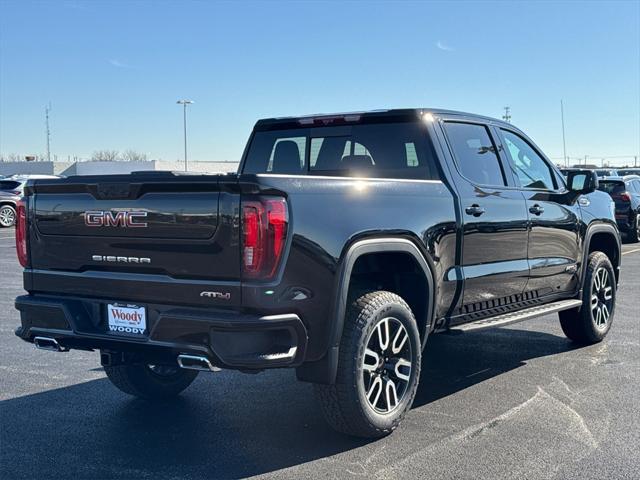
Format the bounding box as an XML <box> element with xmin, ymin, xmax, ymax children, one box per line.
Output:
<box><xmin>242</xmin><ymin>121</ymin><xmax>439</xmax><ymax>180</ymax></box>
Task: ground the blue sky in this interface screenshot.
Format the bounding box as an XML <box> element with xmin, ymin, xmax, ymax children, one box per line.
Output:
<box><xmin>1</xmin><ymin>0</ymin><xmax>639</xmax><ymax>165</ymax></box>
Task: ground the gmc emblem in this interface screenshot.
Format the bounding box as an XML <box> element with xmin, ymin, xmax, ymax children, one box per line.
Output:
<box><xmin>84</xmin><ymin>210</ymin><xmax>148</xmax><ymax>228</ymax></box>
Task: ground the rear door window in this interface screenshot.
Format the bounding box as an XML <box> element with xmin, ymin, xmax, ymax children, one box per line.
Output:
<box><xmin>443</xmin><ymin>122</ymin><xmax>506</xmax><ymax>186</ymax></box>
<box><xmin>243</xmin><ymin>122</ymin><xmax>438</xmax><ymax>180</ymax></box>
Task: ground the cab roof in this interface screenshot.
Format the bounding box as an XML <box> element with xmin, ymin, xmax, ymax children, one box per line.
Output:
<box><xmin>254</xmin><ymin>108</ymin><xmax>512</xmax><ymax>131</ymax></box>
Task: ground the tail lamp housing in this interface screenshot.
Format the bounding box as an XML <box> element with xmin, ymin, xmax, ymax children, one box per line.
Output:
<box><xmin>15</xmin><ymin>199</ymin><xmax>28</xmax><ymax>267</ymax></box>
<box><xmin>242</xmin><ymin>197</ymin><xmax>288</xmax><ymax>280</ymax></box>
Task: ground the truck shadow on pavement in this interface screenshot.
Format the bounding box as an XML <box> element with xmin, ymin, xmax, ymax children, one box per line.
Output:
<box><xmin>1</xmin><ymin>328</ymin><xmax>578</xmax><ymax>479</ymax></box>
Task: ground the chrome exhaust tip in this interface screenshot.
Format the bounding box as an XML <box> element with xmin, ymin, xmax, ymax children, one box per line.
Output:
<box><xmin>33</xmin><ymin>336</ymin><xmax>67</xmax><ymax>352</ymax></box>
<box><xmin>177</xmin><ymin>354</ymin><xmax>221</xmax><ymax>372</ymax></box>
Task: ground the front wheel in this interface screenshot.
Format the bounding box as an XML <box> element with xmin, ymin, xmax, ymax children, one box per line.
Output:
<box><xmin>0</xmin><ymin>205</ymin><xmax>16</xmax><ymax>228</ymax></box>
<box><xmin>104</xmin><ymin>363</ymin><xmax>198</xmax><ymax>400</ymax></box>
<box><xmin>559</xmin><ymin>251</ymin><xmax>616</xmax><ymax>344</ymax></box>
<box><xmin>315</xmin><ymin>291</ymin><xmax>421</xmax><ymax>438</ymax></box>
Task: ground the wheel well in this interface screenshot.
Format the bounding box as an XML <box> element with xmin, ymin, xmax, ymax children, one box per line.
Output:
<box><xmin>0</xmin><ymin>202</ymin><xmax>16</xmax><ymax>209</ymax></box>
<box><xmin>588</xmin><ymin>231</ymin><xmax>620</xmax><ymax>279</ymax></box>
<box><xmin>347</xmin><ymin>251</ymin><xmax>431</xmax><ymax>342</ymax></box>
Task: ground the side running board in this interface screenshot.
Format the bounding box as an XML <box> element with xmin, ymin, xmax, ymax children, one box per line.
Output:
<box><xmin>450</xmin><ymin>299</ymin><xmax>583</xmax><ymax>333</ymax></box>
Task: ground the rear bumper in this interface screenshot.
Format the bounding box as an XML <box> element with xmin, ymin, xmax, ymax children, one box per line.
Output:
<box><xmin>614</xmin><ymin>209</ymin><xmax>633</xmax><ymax>231</ymax></box>
<box><xmin>15</xmin><ymin>294</ymin><xmax>308</xmax><ymax>370</ymax></box>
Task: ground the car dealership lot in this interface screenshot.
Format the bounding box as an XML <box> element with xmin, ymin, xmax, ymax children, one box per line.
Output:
<box><xmin>1</xmin><ymin>231</ymin><xmax>638</xmax><ymax>480</ymax></box>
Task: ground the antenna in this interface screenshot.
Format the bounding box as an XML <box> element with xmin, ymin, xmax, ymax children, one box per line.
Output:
<box><xmin>45</xmin><ymin>103</ymin><xmax>51</xmax><ymax>162</ymax></box>
<box><xmin>502</xmin><ymin>106</ymin><xmax>511</xmax><ymax>123</ymax></box>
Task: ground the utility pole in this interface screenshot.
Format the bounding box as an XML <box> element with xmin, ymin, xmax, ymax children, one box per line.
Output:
<box><xmin>176</xmin><ymin>99</ymin><xmax>194</xmax><ymax>171</ymax></box>
<box><xmin>560</xmin><ymin>100</ymin><xmax>567</xmax><ymax>167</ymax></box>
<box><xmin>502</xmin><ymin>106</ymin><xmax>511</xmax><ymax>123</ymax></box>
<box><xmin>45</xmin><ymin>103</ymin><xmax>51</xmax><ymax>162</ymax></box>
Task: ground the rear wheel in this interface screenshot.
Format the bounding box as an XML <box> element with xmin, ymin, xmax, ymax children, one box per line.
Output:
<box><xmin>314</xmin><ymin>291</ymin><xmax>421</xmax><ymax>438</ymax></box>
<box><xmin>559</xmin><ymin>251</ymin><xmax>615</xmax><ymax>344</ymax></box>
<box><xmin>104</xmin><ymin>363</ymin><xmax>198</xmax><ymax>400</ymax></box>
<box><xmin>0</xmin><ymin>205</ymin><xmax>16</xmax><ymax>227</ymax></box>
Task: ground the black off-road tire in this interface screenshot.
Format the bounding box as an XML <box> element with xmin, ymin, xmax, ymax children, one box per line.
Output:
<box><xmin>314</xmin><ymin>291</ymin><xmax>422</xmax><ymax>438</ymax></box>
<box><xmin>104</xmin><ymin>363</ymin><xmax>198</xmax><ymax>400</ymax></box>
<box><xmin>559</xmin><ymin>252</ymin><xmax>616</xmax><ymax>344</ymax></box>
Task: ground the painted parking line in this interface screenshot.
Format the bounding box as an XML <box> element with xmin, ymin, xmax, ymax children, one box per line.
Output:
<box><xmin>622</xmin><ymin>248</ymin><xmax>640</xmax><ymax>256</ymax></box>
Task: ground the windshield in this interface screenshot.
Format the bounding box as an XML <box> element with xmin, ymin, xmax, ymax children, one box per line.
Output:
<box><xmin>242</xmin><ymin>122</ymin><xmax>439</xmax><ymax>180</ymax></box>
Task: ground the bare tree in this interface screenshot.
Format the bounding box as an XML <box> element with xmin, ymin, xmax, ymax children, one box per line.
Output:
<box><xmin>121</xmin><ymin>149</ymin><xmax>148</xmax><ymax>162</ymax></box>
<box><xmin>91</xmin><ymin>150</ymin><xmax>120</xmax><ymax>161</ymax></box>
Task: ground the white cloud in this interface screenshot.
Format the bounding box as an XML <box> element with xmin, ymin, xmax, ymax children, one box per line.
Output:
<box><xmin>108</xmin><ymin>59</ymin><xmax>130</xmax><ymax>68</ymax></box>
<box><xmin>436</xmin><ymin>41</ymin><xmax>455</xmax><ymax>52</ymax></box>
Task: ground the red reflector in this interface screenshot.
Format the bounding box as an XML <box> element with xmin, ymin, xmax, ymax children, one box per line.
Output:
<box><xmin>242</xmin><ymin>197</ymin><xmax>288</xmax><ymax>280</ymax></box>
<box><xmin>15</xmin><ymin>200</ymin><xmax>28</xmax><ymax>267</ymax></box>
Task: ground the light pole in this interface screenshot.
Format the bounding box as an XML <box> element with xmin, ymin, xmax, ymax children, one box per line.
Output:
<box><xmin>560</xmin><ymin>100</ymin><xmax>567</xmax><ymax>167</ymax></box>
<box><xmin>176</xmin><ymin>99</ymin><xmax>193</xmax><ymax>171</ymax></box>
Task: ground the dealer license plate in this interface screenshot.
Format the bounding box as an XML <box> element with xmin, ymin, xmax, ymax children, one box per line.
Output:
<box><xmin>107</xmin><ymin>304</ymin><xmax>147</xmax><ymax>335</ymax></box>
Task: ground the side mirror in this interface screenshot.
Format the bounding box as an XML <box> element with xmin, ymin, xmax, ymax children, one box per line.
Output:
<box><xmin>567</xmin><ymin>170</ymin><xmax>599</xmax><ymax>194</ymax></box>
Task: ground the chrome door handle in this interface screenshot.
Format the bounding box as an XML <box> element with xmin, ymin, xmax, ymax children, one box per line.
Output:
<box><xmin>465</xmin><ymin>204</ymin><xmax>485</xmax><ymax>217</ymax></box>
<box><xmin>529</xmin><ymin>204</ymin><xmax>545</xmax><ymax>216</ymax></box>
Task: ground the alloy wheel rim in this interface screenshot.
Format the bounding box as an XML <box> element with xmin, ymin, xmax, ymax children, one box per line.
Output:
<box><xmin>591</xmin><ymin>267</ymin><xmax>613</xmax><ymax>330</ymax></box>
<box><xmin>361</xmin><ymin>317</ymin><xmax>412</xmax><ymax>414</ymax></box>
<box><xmin>0</xmin><ymin>207</ymin><xmax>15</xmax><ymax>227</ymax></box>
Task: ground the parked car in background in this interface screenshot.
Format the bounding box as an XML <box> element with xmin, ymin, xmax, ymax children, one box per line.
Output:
<box><xmin>618</xmin><ymin>168</ymin><xmax>640</xmax><ymax>176</ymax></box>
<box><xmin>0</xmin><ymin>175</ymin><xmax>60</xmax><ymax>227</ymax></box>
<box><xmin>0</xmin><ymin>179</ymin><xmax>22</xmax><ymax>227</ymax></box>
<box><xmin>559</xmin><ymin>167</ymin><xmax>586</xmax><ymax>178</ymax></box>
<box><xmin>594</xmin><ymin>169</ymin><xmax>619</xmax><ymax>178</ymax></box>
<box><xmin>6</xmin><ymin>174</ymin><xmax>60</xmax><ymax>180</ymax></box>
<box><xmin>598</xmin><ymin>175</ymin><xmax>640</xmax><ymax>242</ymax></box>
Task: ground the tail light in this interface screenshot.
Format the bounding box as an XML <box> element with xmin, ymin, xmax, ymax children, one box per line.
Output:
<box><xmin>242</xmin><ymin>197</ymin><xmax>288</xmax><ymax>280</ymax></box>
<box><xmin>15</xmin><ymin>199</ymin><xmax>28</xmax><ymax>267</ymax></box>
<box><xmin>620</xmin><ymin>192</ymin><xmax>631</xmax><ymax>202</ymax></box>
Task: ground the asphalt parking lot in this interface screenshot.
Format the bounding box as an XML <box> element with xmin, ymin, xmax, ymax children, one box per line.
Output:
<box><xmin>0</xmin><ymin>229</ymin><xmax>638</xmax><ymax>480</ymax></box>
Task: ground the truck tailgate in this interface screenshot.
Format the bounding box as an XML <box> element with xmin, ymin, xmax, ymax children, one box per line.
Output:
<box><xmin>26</xmin><ymin>173</ymin><xmax>241</xmax><ymax>307</ymax></box>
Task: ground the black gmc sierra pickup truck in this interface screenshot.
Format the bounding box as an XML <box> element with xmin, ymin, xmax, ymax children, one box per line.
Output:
<box><xmin>14</xmin><ymin>108</ymin><xmax>621</xmax><ymax>438</ymax></box>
